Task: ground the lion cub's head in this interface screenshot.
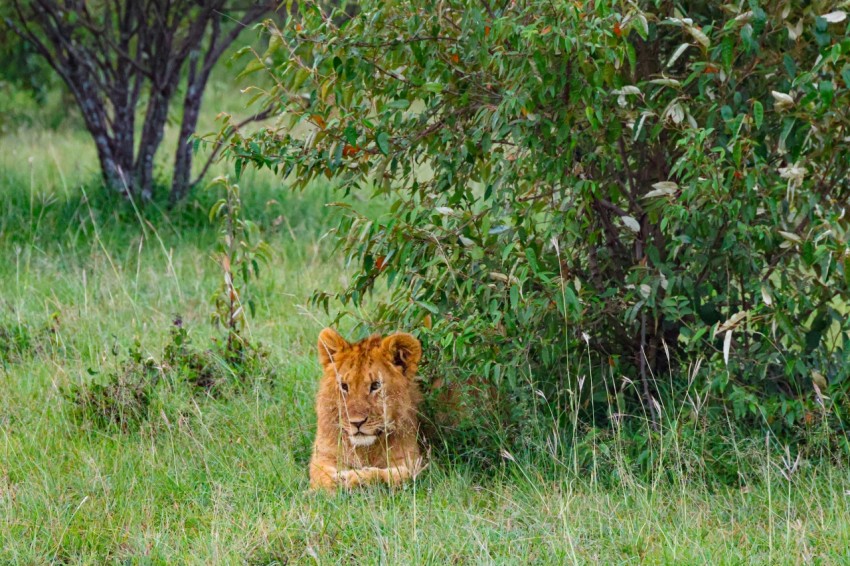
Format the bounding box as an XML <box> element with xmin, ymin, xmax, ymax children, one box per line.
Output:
<box><xmin>316</xmin><ymin>328</ymin><xmax>422</xmax><ymax>447</ymax></box>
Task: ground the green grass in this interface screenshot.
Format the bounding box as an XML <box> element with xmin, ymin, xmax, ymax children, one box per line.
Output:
<box><xmin>2</xmin><ymin>79</ymin><xmax>850</xmax><ymax>565</ymax></box>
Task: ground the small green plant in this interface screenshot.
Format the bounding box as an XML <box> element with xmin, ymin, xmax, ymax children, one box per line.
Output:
<box><xmin>65</xmin><ymin>316</ymin><xmax>254</xmax><ymax>432</ymax></box>
<box><xmin>162</xmin><ymin>316</ymin><xmax>224</xmax><ymax>391</ymax></box>
<box><xmin>66</xmin><ymin>339</ymin><xmax>161</xmax><ymax>432</ymax></box>
<box><xmin>208</xmin><ymin>175</ymin><xmax>274</xmax><ymax>385</ymax></box>
<box><xmin>0</xmin><ymin>312</ymin><xmax>60</xmax><ymax>366</ymax></box>
<box><xmin>0</xmin><ymin>320</ymin><xmax>33</xmax><ymax>365</ymax></box>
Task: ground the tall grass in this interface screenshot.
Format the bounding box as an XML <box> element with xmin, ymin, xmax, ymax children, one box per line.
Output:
<box><xmin>1</xmin><ymin>78</ymin><xmax>849</xmax><ymax>564</ymax></box>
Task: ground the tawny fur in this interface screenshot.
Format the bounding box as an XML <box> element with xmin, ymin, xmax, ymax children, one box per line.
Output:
<box><xmin>309</xmin><ymin>328</ymin><xmax>425</xmax><ymax>490</ymax></box>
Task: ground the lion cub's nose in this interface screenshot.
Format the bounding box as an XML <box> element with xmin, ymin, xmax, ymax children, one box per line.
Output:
<box><xmin>350</xmin><ymin>417</ymin><xmax>367</xmax><ymax>430</ymax></box>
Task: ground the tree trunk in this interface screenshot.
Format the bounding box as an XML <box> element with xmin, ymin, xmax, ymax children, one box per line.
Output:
<box><xmin>94</xmin><ymin>138</ymin><xmax>126</xmax><ymax>193</ymax></box>
<box><xmin>109</xmin><ymin>83</ymin><xmax>138</xmax><ymax>194</ymax></box>
<box><xmin>171</xmin><ymin>51</ymin><xmax>212</xmax><ymax>204</ymax></box>
<box><xmin>66</xmin><ymin>69</ymin><xmax>132</xmax><ymax>193</ymax></box>
<box><xmin>133</xmin><ymin>89</ymin><xmax>173</xmax><ymax>199</ymax></box>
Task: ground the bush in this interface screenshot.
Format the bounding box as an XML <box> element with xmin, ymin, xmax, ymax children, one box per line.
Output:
<box><xmin>0</xmin><ymin>313</ymin><xmax>60</xmax><ymax>365</ymax></box>
<box><xmin>66</xmin><ymin>340</ymin><xmax>162</xmax><ymax>432</ymax></box>
<box><xmin>233</xmin><ymin>1</ymin><xmax>850</xmax><ymax>459</ymax></box>
<box><xmin>66</xmin><ymin>318</ymin><xmax>277</xmax><ymax>432</ymax></box>
<box><xmin>164</xmin><ymin>317</ymin><xmax>275</xmax><ymax>394</ymax></box>
<box><xmin>66</xmin><ymin>178</ymin><xmax>276</xmax><ymax>431</ymax></box>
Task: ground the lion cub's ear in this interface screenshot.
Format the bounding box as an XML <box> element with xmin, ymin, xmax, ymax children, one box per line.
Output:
<box><xmin>318</xmin><ymin>328</ymin><xmax>349</xmax><ymax>367</ymax></box>
<box><xmin>382</xmin><ymin>333</ymin><xmax>422</xmax><ymax>376</ymax></box>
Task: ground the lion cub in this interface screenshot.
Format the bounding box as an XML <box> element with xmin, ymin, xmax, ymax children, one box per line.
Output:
<box><xmin>309</xmin><ymin>328</ymin><xmax>425</xmax><ymax>490</ymax></box>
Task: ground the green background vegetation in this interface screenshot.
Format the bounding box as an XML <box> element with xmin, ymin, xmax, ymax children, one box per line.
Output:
<box><xmin>0</xmin><ymin>78</ymin><xmax>847</xmax><ymax>565</ymax></box>
<box><xmin>2</xmin><ymin>1</ymin><xmax>850</xmax><ymax>563</ymax></box>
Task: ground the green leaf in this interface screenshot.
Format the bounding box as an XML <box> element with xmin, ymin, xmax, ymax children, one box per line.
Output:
<box><xmin>819</xmin><ymin>80</ymin><xmax>834</xmax><ymax>105</ymax></box>
<box><xmin>376</xmin><ymin>131</ymin><xmax>390</xmax><ymax>155</ymax></box>
<box><xmin>753</xmin><ymin>100</ymin><xmax>763</xmax><ymax>129</ymax></box>
<box><xmin>721</xmin><ymin>35</ymin><xmax>734</xmax><ymax>69</ymax></box>
<box><xmin>416</xmin><ymin>300</ymin><xmax>440</xmax><ymax>314</ymax></box>
<box><xmin>525</xmin><ymin>247</ymin><xmax>541</xmax><ymax>273</ymax></box>
<box><xmin>563</xmin><ymin>286</ymin><xmax>580</xmax><ymax>315</ymax></box>
<box><xmin>344</xmin><ymin>125</ymin><xmax>358</xmax><ymax>145</ymax></box>
<box><xmin>237</xmin><ymin>58</ymin><xmax>266</xmax><ymax>79</ymax></box>
<box><xmin>779</xmin><ymin>118</ymin><xmax>795</xmax><ymax>152</ymax></box>
<box><xmin>209</xmin><ymin>199</ymin><xmax>226</xmax><ymax>222</ymax></box>
<box><xmin>842</xmin><ymin>68</ymin><xmax>850</xmax><ymax>91</ymax></box>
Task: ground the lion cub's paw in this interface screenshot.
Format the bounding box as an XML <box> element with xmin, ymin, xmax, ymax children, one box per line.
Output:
<box><xmin>334</xmin><ymin>468</ymin><xmax>372</xmax><ymax>489</ymax></box>
<box><xmin>334</xmin><ymin>469</ymin><xmax>356</xmax><ymax>489</ymax></box>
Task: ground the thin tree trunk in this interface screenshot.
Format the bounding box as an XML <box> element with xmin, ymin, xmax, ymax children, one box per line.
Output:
<box><xmin>67</xmin><ymin>70</ymin><xmax>130</xmax><ymax>193</ymax></box>
<box><xmin>110</xmin><ymin>83</ymin><xmax>137</xmax><ymax>193</ymax></box>
<box><xmin>171</xmin><ymin>50</ymin><xmax>212</xmax><ymax>204</ymax></box>
<box><xmin>170</xmin><ymin>6</ymin><xmax>272</xmax><ymax>204</ymax></box>
<box><xmin>134</xmin><ymin>89</ymin><xmax>173</xmax><ymax>199</ymax></box>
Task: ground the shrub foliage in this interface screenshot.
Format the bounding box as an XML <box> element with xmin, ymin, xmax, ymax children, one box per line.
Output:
<box><xmin>234</xmin><ymin>1</ymin><xmax>850</xmax><ymax>454</ymax></box>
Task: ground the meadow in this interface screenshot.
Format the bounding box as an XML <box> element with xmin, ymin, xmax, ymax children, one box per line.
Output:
<box><xmin>1</xmin><ymin>79</ymin><xmax>850</xmax><ymax>564</ymax></box>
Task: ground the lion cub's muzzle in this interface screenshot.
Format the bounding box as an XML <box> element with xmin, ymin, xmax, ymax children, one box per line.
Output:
<box><xmin>346</xmin><ymin>418</ymin><xmax>388</xmax><ymax>446</ymax></box>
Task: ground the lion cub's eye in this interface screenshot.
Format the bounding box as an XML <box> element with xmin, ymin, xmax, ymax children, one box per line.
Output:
<box><xmin>340</xmin><ymin>382</ymin><xmax>349</xmax><ymax>393</ymax></box>
<box><xmin>370</xmin><ymin>381</ymin><xmax>382</xmax><ymax>393</ymax></box>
